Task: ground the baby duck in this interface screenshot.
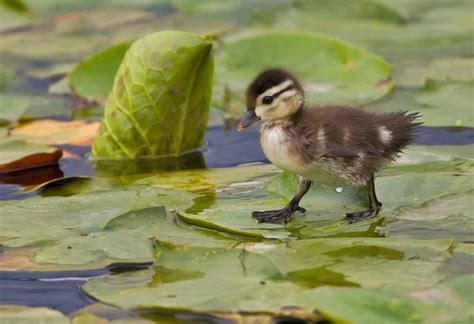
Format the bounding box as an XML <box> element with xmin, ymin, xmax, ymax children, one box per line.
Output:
<box><xmin>238</xmin><ymin>68</ymin><xmax>421</xmax><ymax>225</ymax></box>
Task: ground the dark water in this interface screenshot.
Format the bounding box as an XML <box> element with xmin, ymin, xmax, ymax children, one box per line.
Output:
<box><xmin>0</xmin><ymin>124</ymin><xmax>473</xmax><ymax>318</ymax></box>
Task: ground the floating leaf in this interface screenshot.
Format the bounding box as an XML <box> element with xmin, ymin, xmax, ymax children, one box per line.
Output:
<box><xmin>82</xmin><ymin>237</ymin><xmax>467</xmax><ymax>321</ymax></box>
<box><xmin>176</xmin><ymin>168</ymin><xmax>473</xmax><ymax>240</ymax></box>
<box><xmin>68</xmin><ymin>42</ymin><xmax>131</xmax><ymax>100</ymax></box>
<box><xmin>250</xmin><ymin>0</ymin><xmax>474</xmax><ymax>60</ymax></box>
<box><xmin>0</xmin><ymin>66</ymin><xmax>14</xmax><ymax>91</ymax></box>
<box><xmin>0</xmin><ymin>94</ymin><xmax>71</xmax><ymax>125</ymax></box>
<box><xmin>0</xmin><ymin>185</ymin><xmax>199</xmax><ymax>268</ymax></box>
<box><xmin>0</xmin><ymin>138</ymin><xmax>62</xmax><ymax>173</ymax></box>
<box><xmin>0</xmin><ymin>305</ymin><xmax>68</xmax><ymax>324</ymax></box>
<box><xmin>415</xmin><ymin>80</ymin><xmax>474</xmax><ymax>127</ymax></box>
<box><xmin>216</xmin><ymin>32</ymin><xmax>393</xmax><ymax>112</ymax></box>
<box><xmin>397</xmin><ymin>57</ymin><xmax>474</xmax><ymax>87</ymax></box>
<box><xmin>10</xmin><ymin>119</ymin><xmax>100</xmax><ymax>146</ymax></box>
<box><xmin>92</xmin><ymin>31</ymin><xmax>214</xmax><ymax>158</ymax></box>
<box><xmin>382</xmin><ymin>193</ymin><xmax>474</xmax><ymax>241</ymax></box>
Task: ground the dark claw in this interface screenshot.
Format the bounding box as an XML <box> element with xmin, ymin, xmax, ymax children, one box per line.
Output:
<box><xmin>345</xmin><ymin>209</ymin><xmax>378</xmax><ymax>223</ymax></box>
<box><xmin>296</xmin><ymin>206</ymin><xmax>306</xmax><ymax>213</ymax></box>
<box><xmin>252</xmin><ymin>204</ymin><xmax>305</xmax><ymax>225</ymax></box>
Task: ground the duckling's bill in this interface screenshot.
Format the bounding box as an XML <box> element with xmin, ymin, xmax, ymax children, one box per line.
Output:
<box><xmin>237</xmin><ymin>110</ymin><xmax>260</xmax><ymax>131</ymax></box>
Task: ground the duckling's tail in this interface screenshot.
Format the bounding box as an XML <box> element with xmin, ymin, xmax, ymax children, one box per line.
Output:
<box><xmin>379</xmin><ymin>110</ymin><xmax>423</xmax><ymax>157</ymax></box>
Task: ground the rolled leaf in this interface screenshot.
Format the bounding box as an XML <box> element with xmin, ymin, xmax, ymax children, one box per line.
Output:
<box><xmin>92</xmin><ymin>31</ymin><xmax>213</xmax><ymax>158</ymax></box>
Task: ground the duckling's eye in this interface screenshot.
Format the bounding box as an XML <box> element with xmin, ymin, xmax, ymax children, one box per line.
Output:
<box><xmin>262</xmin><ymin>96</ymin><xmax>273</xmax><ymax>105</ymax></box>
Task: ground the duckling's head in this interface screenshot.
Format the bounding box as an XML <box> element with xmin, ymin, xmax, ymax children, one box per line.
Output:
<box><xmin>238</xmin><ymin>68</ymin><xmax>304</xmax><ymax>131</ymax></box>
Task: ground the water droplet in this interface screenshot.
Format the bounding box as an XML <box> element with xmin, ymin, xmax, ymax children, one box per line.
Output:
<box><xmin>336</xmin><ymin>187</ymin><xmax>343</xmax><ymax>193</ymax></box>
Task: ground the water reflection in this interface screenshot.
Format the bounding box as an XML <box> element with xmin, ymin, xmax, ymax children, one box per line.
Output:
<box><xmin>0</xmin><ymin>164</ymin><xmax>63</xmax><ymax>187</ymax></box>
<box><xmin>93</xmin><ymin>150</ymin><xmax>206</xmax><ymax>177</ymax></box>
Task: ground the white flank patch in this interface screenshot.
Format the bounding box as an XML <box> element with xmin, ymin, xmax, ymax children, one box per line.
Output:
<box><xmin>317</xmin><ymin>127</ymin><xmax>327</xmax><ymax>145</ymax></box>
<box><xmin>378</xmin><ymin>126</ymin><xmax>393</xmax><ymax>144</ymax></box>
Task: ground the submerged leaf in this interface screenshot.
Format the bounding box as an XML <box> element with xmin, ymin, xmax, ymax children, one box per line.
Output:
<box><xmin>92</xmin><ymin>31</ymin><xmax>214</xmax><ymax>158</ymax></box>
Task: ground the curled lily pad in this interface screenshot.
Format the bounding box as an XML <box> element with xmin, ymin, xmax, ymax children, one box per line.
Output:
<box><xmin>92</xmin><ymin>31</ymin><xmax>214</xmax><ymax>158</ymax></box>
<box><xmin>215</xmin><ymin>32</ymin><xmax>393</xmax><ymax>113</ymax></box>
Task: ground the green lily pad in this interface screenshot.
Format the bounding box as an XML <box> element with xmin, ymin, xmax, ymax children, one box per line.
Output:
<box><xmin>382</xmin><ymin>193</ymin><xmax>474</xmax><ymax>241</ymax></box>
<box><xmin>0</xmin><ymin>94</ymin><xmax>71</xmax><ymax>125</ymax></box>
<box><xmin>249</xmin><ymin>0</ymin><xmax>474</xmax><ymax>61</ymax></box>
<box><xmin>0</xmin><ymin>185</ymin><xmax>199</xmax><ymax>268</ymax></box>
<box><xmin>216</xmin><ymin>32</ymin><xmax>393</xmax><ymax>113</ymax></box>
<box><xmin>0</xmin><ymin>305</ymin><xmax>68</xmax><ymax>324</ymax></box>
<box><xmin>368</xmin><ymin>80</ymin><xmax>474</xmax><ymax>128</ymax></box>
<box><xmin>396</xmin><ymin>57</ymin><xmax>474</xmax><ymax>87</ymax></box>
<box><xmin>68</xmin><ymin>42</ymin><xmax>131</xmax><ymax>100</ymax></box>
<box><xmin>0</xmin><ymin>66</ymin><xmax>14</xmax><ymax>91</ymax></box>
<box><xmin>92</xmin><ymin>31</ymin><xmax>214</xmax><ymax>158</ymax></box>
<box><xmin>176</xmin><ymin>167</ymin><xmax>473</xmax><ymax>240</ymax></box>
<box><xmin>415</xmin><ymin>80</ymin><xmax>474</xmax><ymax>127</ymax></box>
<box><xmin>82</xmin><ymin>237</ymin><xmax>469</xmax><ymax>321</ymax></box>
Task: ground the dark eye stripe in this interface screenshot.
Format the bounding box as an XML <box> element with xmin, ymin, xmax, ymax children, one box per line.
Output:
<box><xmin>271</xmin><ymin>85</ymin><xmax>294</xmax><ymax>98</ymax></box>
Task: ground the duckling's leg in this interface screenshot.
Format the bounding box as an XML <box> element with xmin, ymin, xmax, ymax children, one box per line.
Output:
<box><xmin>252</xmin><ymin>178</ymin><xmax>312</xmax><ymax>225</ymax></box>
<box><xmin>345</xmin><ymin>174</ymin><xmax>382</xmax><ymax>223</ymax></box>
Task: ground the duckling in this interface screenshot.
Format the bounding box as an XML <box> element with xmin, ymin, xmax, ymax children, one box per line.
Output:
<box><xmin>238</xmin><ymin>68</ymin><xmax>421</xmax><ymax>225</ymax></box>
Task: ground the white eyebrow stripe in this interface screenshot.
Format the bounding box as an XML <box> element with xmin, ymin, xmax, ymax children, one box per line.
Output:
<box><xmin>257</xmin><ymin>79</ymin><xmax>294</xmax><ymax>103</ymax></box>
<box><xmin>278</xmin><ymin>89</ymin><xmax>297</xmax><ymax>99</ymax></box>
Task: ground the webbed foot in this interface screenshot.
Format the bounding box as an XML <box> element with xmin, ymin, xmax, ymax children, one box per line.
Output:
<box><xmin>345</xmin><ymin>209</ymin><xmax>379</xmax><ymax>223</ymax></box>
<box><xmin>252</xmin><ymin>205</ymin><xmax>305</xmax><ymax>225</ymax></box>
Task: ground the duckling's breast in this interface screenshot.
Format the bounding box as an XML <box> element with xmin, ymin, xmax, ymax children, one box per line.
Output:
<box><xmin>260</xmin><ymin>125</ymin><xmax>350</xmax><ymax>186</ymax></box>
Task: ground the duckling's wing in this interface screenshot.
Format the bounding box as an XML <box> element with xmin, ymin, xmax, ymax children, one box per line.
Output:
<box><xmin>324</xmin><ymin>142</ymin><xmax>359</xmax><ymax>159</ymax></box>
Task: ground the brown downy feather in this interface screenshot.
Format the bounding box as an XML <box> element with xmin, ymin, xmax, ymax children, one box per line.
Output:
<box><xmin>279</xmin><ymin>106</ymin><xmax>422</xmax><ymax>184</ymax></box>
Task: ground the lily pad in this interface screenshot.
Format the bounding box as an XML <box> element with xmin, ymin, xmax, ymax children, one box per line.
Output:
<box><xmin>0</xmin><ymin>66</ymin><xmax>14</xmax><ymax>91</ymax></box>
<box><xmin>216</xmin><ymin>32</ymin><xmax>393</xmax><ymax>112</ymax></box>
<box><xmin>382</xmin><ymin>193</ymin><xmax>474</xmax><ymax>241</ymax></box>
<box><xmin>68</xmin><ymin>42</ymin><xmax>131</xmax><ymax>100</ymax></box>
<box><xmin>0</xmin><ymin>94</ymin><xmax>71</xmax><ymax>125</ymax></box>
<box><xmin>92</xmin><ymin>31</ymin><xmax>214</xmax><ymax>158</ymax></box>
<box><xmin>82</xmin><ymin>238</ymin><xmax>469</xmax><ymax>321</ymax></box>
<box><xmin>396</xmin><ymin>57</ymin><xmax>474</xmax><ymax>87</ymax></box>
<box><xmin>415</xmin><ymin>80</ymin><xmax>474</xmax><ymax>127</ymax></box>
<box><xmin>0</xmin><ymin>184</ymin><xmax>199</xmax><ymax>268</ymax></box>
<box><xmin>0</xmin><ymin>138</ymin><xmax>62</xmax><ymax>173</ymax></box>
<box><xmin>249</xmin><ymin>0</ymin><xmax>474</xmax><ymax>61</ymax></box>
<box><xmin>176</xmin><ymin>167</ymin><xmax>473</xmax><ymax>240</ymax></box>
<box><xmin>0</xmin><ymin>305</ymin><xmax>68</xmax><ymax>324</ymax></box>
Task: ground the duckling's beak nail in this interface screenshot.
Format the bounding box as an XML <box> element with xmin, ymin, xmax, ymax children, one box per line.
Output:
<box><xmin>237</xmin><ymin>110</ymin><xmax>259</xmax><ymax>132</ymax></box>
